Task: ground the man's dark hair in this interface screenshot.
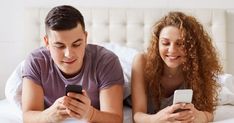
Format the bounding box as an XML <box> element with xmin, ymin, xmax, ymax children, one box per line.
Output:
<box><xmin>45</xmin><ymin>5</ymin><xmax>85</xmax><ymax>34</ymax></box>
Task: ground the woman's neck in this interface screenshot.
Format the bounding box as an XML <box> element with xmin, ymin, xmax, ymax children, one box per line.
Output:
<box><xmin>161</xmin><ymin>66</ymin><xmax>185</xmax><ymax>97</ymax></box>
<box><xmin>163</xmin><ymin>66</ymin><xmax>182</xmax><ymax>79</ymax></box>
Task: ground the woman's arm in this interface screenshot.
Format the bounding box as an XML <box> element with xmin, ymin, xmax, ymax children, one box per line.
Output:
<box><xmin>183</xmin><ymin>103</ymin><xmax>214</xmax><ymax>123</ymax></box>
<box><xmin>204</xmin><ymin>111</ymin><xmax>214</xmax><ymax>122</ymax></box>
<box><xmin>194</xmin><ymin>111</ymin><xmax>213</xmax><ymax>123</ymax></box>
<box><xmin>131</xmin><ymin>53</ymin><xmax>153</xmax><ymax>123</ymax></box>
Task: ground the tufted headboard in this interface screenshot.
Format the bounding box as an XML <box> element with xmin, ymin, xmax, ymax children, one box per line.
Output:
<box><xmin>24</xmin><ymin>8</ymin><xmax>227</xmax><ymax>71</ymax></box>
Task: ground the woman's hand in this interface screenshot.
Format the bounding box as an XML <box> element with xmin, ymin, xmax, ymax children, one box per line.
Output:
<box><xmin>63</xmin><ymin>90</ymin><xmax>94</xmax><ymax>121</ymax></box>
<box><xmin>184</xmin><ymin>103</ymin><xmax>210</xmax><ymax>123</ymax></box>
<box><xmin>150</xmin><ymin>103</ymin><xmax>194</xmax><ymax>123</ymax></box>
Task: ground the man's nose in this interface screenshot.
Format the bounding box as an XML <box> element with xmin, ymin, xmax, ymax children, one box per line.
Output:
<box><xmin>64</xmin><ymin>48</ymin><xmax>73</xmax><ymax>58</ymax></box>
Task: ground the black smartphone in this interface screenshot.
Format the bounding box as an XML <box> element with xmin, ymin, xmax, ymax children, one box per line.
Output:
<box><xmin>65</xmin><ymin>84</ymin><xmax>82</xmax><ymax>96</ymax></box>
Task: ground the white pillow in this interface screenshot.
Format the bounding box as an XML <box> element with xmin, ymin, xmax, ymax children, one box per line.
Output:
<box><xmin>217</xmin><ymin>74</ymin><xmax>234</xmax><ymax>105</ymax></box>
<box><xmin>5</xmin><ymin>60</ymin><xmax>24</xmax><ymax>110</ymax></box>
<box><xmin>100</xmin><ymin>43</ymin><xmax>139</xmax><ymax>99</ymax></box>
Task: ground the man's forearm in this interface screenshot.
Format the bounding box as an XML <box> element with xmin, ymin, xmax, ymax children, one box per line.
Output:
<box><xmin>23</xmin><ymin>111</ymin><xmax>51</xmax><ymax>123</ymax></box>
<box><xmin>89</xmin><ymin>107</ymin><xmax>122</xmax><ymax>123</ymax></box>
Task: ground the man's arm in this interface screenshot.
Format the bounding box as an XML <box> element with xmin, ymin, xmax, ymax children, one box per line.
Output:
<box><xmin>91</xmin><ymin>84</ymin><xmax>123</xmax><ymax>123</ymax></box>
<box><xmin>22</xmin><ymin>78</ymin><xmax>68</xmax><ymax>123</ymax></box>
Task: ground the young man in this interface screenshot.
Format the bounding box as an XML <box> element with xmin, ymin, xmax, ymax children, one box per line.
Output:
<box><xmin>22</xmin><ymin>5</ymin><xmax>124</xmax><ymax>123</ymax></box>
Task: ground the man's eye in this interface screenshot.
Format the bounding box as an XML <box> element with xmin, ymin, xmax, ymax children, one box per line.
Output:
<box><xmin>55</xmin><ymin>45</ymin><xmax>65</xmax><ymax>49</ymax></box>
<box><xmin>73</xmin><ymin>43</ymin><xmax>81</xmax><ymax>47</ymax></box>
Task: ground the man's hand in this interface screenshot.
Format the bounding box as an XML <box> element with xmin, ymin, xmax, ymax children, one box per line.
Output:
<box><xmin>44</xmin><ymin>97</ymin><xmax>70</xmax><ymax>122</ymax></box>
<box><xmin>63</xmin><ymin>90</ymin><xmax>94</xmax><ymax>121</ymax></box>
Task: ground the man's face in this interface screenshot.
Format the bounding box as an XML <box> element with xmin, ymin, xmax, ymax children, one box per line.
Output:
<box><xmin>44</xmin><ymin>24</ymin><xmax>87</xmax><ymax>76</ymax></box>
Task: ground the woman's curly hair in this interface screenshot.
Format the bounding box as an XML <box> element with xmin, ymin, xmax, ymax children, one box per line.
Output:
<box><xmin>144</xmin><ymin>11</ymin><xmax>222</xmax><ymax>113</ymax></box>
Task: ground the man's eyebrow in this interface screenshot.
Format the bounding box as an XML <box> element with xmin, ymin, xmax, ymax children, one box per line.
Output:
<box><xmin>52</xmin><ymin>38</ymin><xmax>82</xmax><ymax>44</ymax></box>
<box><xmin>53</xmin><ymin>41</ymin><xmax>64</xmax><ymax>45</ymax></box>
<box><xmin>73</xmin><ymin>38</ymin><xmax>82</xmax><ymax>43</ymax></box>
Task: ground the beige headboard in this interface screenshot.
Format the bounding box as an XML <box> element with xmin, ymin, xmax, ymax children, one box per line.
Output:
<box><xmin>24</xmin><ymin>8</ymin><xmax>227</xmax><ymax>71</ymax></box>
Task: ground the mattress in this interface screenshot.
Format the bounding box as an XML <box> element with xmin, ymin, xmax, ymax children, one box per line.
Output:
<box><xmin>0</xmin><ymin>99</ymin><xmax>234</xmax><ymax>123</ymax></box>
<box><xmin>0</xmin><ymin>99</ymin><xmax>132</xmax><ymax>123</ymax></box>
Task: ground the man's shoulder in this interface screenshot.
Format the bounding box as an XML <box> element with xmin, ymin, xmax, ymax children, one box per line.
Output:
<box><xmin>26</xmin><ymin>47</ymin><xmax>51</xmax><ymax>65</ymax></box>
<box><xmin>30</xmin><ymin>47</ymin><xmax>50</xmax><ymax>57</ymax></box>
<box><xmin>86</xmin><ymin>44</ymin><xmax>117</xmax><ymax>58</ymax></box>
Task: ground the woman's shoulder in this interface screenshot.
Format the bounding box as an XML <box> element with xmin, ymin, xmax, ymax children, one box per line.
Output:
<box><xmin>133</xmin><ymin>52</ymin><xmax>146</xmax><ymax>63</ymax></box>
<box><xmin>132</xmin><ymin>52</ymin><xmax>147</xmax><ymax>70</ymax></box>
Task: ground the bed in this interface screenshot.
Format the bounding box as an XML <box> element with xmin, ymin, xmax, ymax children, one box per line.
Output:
<box><xmin>1</xmin><ymin>7</ymin><xmax>234</xmax><ymax>123</ymax></box>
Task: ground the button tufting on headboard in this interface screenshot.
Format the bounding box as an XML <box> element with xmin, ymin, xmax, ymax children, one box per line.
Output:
<box><xmin>24</xmin><ymin>7</ymin><xmax>227</xmax><ymax>71</ymax></box>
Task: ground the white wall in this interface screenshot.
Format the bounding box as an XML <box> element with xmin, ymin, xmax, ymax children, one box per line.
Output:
<box><xmin>0</xmin><ymin>0</ymin><xmax>24</xmax><ymax>99</ymax></box>
<box><xmin>0</xmin><ymin>0</ymin><xmax>234</xmax><ymax>99</ymax></box>
<box><xmin>227</xmin><ymin>9</ymin><xmax>234</xmax><ymax>76</ymax></box>
<box><xmin>23</xmin><ymin>0</ymin><xmax>234</xmax><ymax>8</ymax></box>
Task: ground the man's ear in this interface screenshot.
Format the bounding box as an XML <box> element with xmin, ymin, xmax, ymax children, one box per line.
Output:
<box><xmin>43</xmin><ymin>35</ymin><xmax>49</xmax><ymax>49</ymax></box>
<box><xmin>84</xmin><ymin>31</ymin><xmax>88</xmax><ymax>45</ymax></box>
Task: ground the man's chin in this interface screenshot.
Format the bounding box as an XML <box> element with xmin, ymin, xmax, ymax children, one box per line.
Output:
<box><xmin>61</xmin><ymin>70</ymin><xmax>79</xmax><ymax>78</ymax></box>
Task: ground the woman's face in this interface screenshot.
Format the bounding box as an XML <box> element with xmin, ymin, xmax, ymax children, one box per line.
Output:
<box><xmin>159</xmin><ymin>26</ymin><xmax>186</xmax><ymax>69</ymax></box>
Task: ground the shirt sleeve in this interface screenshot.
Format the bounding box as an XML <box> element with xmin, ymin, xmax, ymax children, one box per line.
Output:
<box><xmin>97</xmin><ymin>53</ymin><xmax>124</xmax><ymax>89</ymax></box>
<box><xmin>22</xmin><ymin>50</ymin><xmax>42</xmax><ymax>86</ymax></box>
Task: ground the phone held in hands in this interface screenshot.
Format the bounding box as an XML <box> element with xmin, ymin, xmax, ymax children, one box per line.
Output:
<box><xmin>173</xmin><ymin>89</ymin><xmax>193</xmax><ymax>113</ymax></box>
<box><xmin>65</xmin><ymin>84</ymin><xmax>82</xmax><ymax>96</ymax></box>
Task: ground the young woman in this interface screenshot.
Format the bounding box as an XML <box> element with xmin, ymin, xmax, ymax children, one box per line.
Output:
<box><xmin>131</xmin><ymin>11</ymin><xmax>222</xmax><ymax>123</ymax></box>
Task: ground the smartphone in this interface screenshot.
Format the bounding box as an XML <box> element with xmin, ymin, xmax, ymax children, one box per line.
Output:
<box><xmin>173</xmin><ymin>89</ymin><xmax>193</xmax><ymax>113</ymax></box>
<box><xmin>65</xmin><ymin>84</ymin><xmax>82</xmax><ymax>96</ymax></box>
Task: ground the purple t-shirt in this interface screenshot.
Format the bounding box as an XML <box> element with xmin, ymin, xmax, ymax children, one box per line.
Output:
<box><xmin>22</xmin><ymin>44</ymin><xmax>124</xmax><ymax>109</ymax></box>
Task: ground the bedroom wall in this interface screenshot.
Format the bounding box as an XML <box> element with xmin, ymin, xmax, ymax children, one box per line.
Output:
<box><xmin>227</xmin><ymin>9</ymin><xmax>234</xmax><ymax>77</ymax></box>
<box><xmin>0</xmin><ymin>0</ymin><xmax>24</xmax><ymax>99</ymax></box>
<box><xmin>0</xmin><ymin>0</ymin><xmax>234</xmax><ymax>99</ymax></box>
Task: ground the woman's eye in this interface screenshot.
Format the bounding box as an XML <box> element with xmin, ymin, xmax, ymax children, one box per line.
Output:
<box><xmin>162</xmin><ymin>42</ymin><xmax>169</xmax><ymax>45</ymax></box>
<box><xmin>177</xmin><ymin>42</ymin><xmax>184</xmax><ymax>46</ymax></box>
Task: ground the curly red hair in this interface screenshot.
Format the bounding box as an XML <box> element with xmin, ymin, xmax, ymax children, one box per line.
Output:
<box><xmin>144</xmin><ymin>11</ymin><xmax>222</xmax><ymax>113</ymax></box>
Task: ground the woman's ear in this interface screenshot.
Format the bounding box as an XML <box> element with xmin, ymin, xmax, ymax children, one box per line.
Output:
<box><xmin>43</xmin><ymin>35</ymin><xmax>49</xmax><ymax>49</ymax></box>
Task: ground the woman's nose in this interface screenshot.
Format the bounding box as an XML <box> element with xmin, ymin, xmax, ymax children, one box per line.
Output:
<box><xmin>168</xmin><ymin>44</ymin><xmax>176</xmax><ymax>53</ymax></box>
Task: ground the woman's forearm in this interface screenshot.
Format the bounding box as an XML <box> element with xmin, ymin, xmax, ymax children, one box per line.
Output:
<box><xmin>203</xmin><ymin>111</ymin><xmax>214</xmax><ymax>122</ymax></box>
<box><xmin>133</xmin><ymin>112</ymin><xmax>155</xmax><ymax>123</ymax></box>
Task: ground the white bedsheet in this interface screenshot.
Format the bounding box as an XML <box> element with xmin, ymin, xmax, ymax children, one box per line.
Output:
<box><xmin>0</xmin><ymin>99</ymin><xmax>132</xmax><ymax>123</ymax></box>
<box><xmin>1</xmin><ymin>99</ymin><xmax>234</xmax><ymax>123</ymax></box>
<box><xmin>0</xmin><ymin>99</ymin><xmax>22</xmax><ymax>123</ymax></box>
